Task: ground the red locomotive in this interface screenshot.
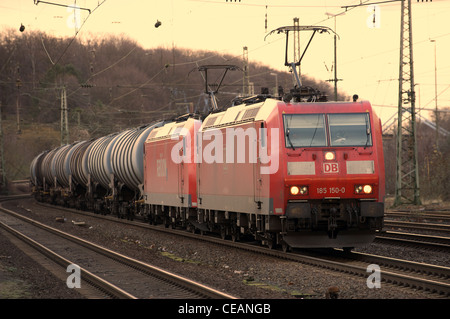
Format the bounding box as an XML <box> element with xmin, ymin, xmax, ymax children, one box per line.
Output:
<box><xmin>142</xmin><ymin>97</ymin><xmax>385</xmax><ymax>251</ymax></box>
<box><xmin>143</xmin><ymin>116</ymin><xmax>201</xmax><ymax>229</ymax></box>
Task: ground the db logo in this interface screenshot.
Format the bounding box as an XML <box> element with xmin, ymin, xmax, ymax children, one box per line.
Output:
<box><xmin>323</xmin><ymin>163</ymin><xmax>339</xmax><ymax>173</ymax></box>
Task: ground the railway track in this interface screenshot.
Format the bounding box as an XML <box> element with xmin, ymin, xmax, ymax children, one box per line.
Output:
<box><xmin>242</xmin><ymin>244</ymin><xmax>450</xmax><ymax>297</ymax></box>
<box><xmin>322</xmin><ymin>249</ymin><xmax>450</xmax><ymax>297</ymax></box>
<box><xmin>0</xmin><ymin>197</ymin><xmax>236</xmax><ymax>299</ymax></box>
<box><xmin>384</xmin><ymin>209</ymin><xmax>450</xmax><ymax>235</ymax></box>
<box><xmin>375</xmin><ymin>231</ymin><xmax>450</xmax><ymax>252</ymax></box>
<box><xmin>17</xmin><ymin>198</ymin><xmax>450</xmax><ymax>298</ymax></box>
<box><xmin>381</xmin><ymin>209</ymin><xmax>450</xmax><ymax>251</ymax></box>
<box><xmin>386</xmin><ymin>210</ymin><xmax>450</xmax><ymax>220</ymax></box>
<box><xmin>384</xmin><ymin>220</ymin><xmax>450</xmax><ymax>234</ymax></box>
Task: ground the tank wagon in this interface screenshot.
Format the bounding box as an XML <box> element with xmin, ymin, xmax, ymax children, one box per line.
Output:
<box><xmin>31</xmin><ymin>122</ymin><xmax>164</xmax><ymax>215</ymax></box>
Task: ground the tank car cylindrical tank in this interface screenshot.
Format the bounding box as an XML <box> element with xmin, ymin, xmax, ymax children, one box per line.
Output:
<box><xmin>30</xmin><ymin>151</ymin><xmax>48</xmax><ymax>187</ymax></box>
<box><xmin>69</xmin><ymin>140</ymin><xmax>93</xmax><ymax>188</ymax></box>
<box><xmin>51</xmin><ymin>144</ymin><xmax>73</xmax><ymax>187</ymax></box>
<box><xmin>111</xmin><ymin>123</ymin><xmax>160</xmax><ymax>191</ymax></box>
<box><xmin>87</xmin><ymin>133</ymin><xmax>119</xmax><ymax>189</ymax></box>
<box><xmin>40</xmin><ymin>146</ymin><xmax>63</xmax><ymax>187</ymax></box>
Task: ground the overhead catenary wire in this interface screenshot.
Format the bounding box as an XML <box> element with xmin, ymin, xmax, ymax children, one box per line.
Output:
<box><xmin>9</xmin><ymin>0</ymin><xmax>450</xmax><ymax>123</ymax></box>
<box><xmin>36</xmin><ymin>0</ymin><xmax>107</xmax><ymax>79</ymax></box>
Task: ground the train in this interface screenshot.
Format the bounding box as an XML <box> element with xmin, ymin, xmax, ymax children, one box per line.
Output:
<box><xmin>30</xmin><ymin>87</ymin><xmax>385</xmax><ymax>252</ymax></box>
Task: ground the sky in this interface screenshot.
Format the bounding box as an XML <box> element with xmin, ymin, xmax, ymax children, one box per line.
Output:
<box><xmin>1</xmin><ymin>0</ymin><xmax>450</xmax><ymax>128</ymax></box>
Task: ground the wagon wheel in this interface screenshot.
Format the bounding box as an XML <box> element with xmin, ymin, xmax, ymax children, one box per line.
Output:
<box><xmin>281</xmin><ymin>241</ymin><xmax>290</xmax><ymax>253</ymax></box>
<box><xmin>187</xmin><ymin>223</ymin><xmax>196</xmax><ymax>234</ymax></box>
<box><xmin>220</xmin><ymin>226</ymin><xmax>227</xmax><ymax>240</ymax></box>
<box><xmin>265</xmin><ymin>233</ymin><xmax>276</xmax><ymax>249</ymax></box>
<box><xmin>231</xmin><ymin>226</ymin><xmax>240</xmax><ymax>242</ymax></box>
<box><xmin>163</xmin><ymin>216</ymin><xmax>170</xmax><ymax>228</ymax></box>
<box><xmin>343</xmin><ymin>247</ymin><xmax>353</xmax><ymax>253</ymax></box>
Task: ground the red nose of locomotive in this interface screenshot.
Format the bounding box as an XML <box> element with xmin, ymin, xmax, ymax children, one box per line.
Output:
<box><xmin>285</xmin><ymin>149</ymin><xmax>380</xmax><ymax>201</ymax></box>
<box><xmin>280</xmin><ymin>106</ymin><xmax>385</xmax><ymax>248</ymax></box>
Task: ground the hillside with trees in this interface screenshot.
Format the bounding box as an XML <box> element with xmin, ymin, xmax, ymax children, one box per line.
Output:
<box><xmin>1</xmin><ymin>29</ymin><xmax>449</xmax><ymax>203</ymax></box>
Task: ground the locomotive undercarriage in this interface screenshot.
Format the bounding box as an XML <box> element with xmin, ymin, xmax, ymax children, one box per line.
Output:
<box><xmin>134</xmin><ymin>198</ymin><xmax>383</xmax><ymax>250</ymax></box>
<box><xmin>33</xmin><ymin>183</ymin><xmax>383</xmax><ymax>250</ymax></box>
<box><xmin>282</xmin><ymin>199</ymin><xmax>384</xmax><ymax>249</ymax></box>
<box><xmin>286</xmin><ymin>199</ymin><xmax>383</xmax><ymax>231</ymax></box>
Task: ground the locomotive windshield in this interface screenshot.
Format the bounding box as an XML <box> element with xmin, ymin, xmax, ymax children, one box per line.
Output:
<box><xmin>283</xmin><ymin>113</ymin><xmax>372</xmax><ymax>148</ymax></box>
<box><xmin>328</xmin><ymin>113</ymin><xmax>372</xmax><ymax>147</ymax></box>
<box><xmin>283</xmin><ymin>114</ymin><xmax>327</xmax><ymax>148</ymax></box>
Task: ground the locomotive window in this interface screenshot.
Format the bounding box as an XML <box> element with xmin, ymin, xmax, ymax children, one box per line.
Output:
<box><xmin>283</xmin><ymin>114</ymin><xmax>326</xmax><ymax>148</ymax></box>
<box><xmin>328</xmin><ymin>113</ymin><xmax>372</xmax><ymax>147</ymax></box>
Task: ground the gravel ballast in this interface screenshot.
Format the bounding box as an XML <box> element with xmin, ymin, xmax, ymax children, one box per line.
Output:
<box><xmin>0</xmin><ymin>198</ymin><xmax>447</xmax><ymax>300</ymax></box>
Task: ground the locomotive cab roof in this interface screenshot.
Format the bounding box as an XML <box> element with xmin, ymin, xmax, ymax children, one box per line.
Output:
<box><xmin>200</xmin><ymin>97</ymin><xmax>373</xmax><ymax>132</ymax></box>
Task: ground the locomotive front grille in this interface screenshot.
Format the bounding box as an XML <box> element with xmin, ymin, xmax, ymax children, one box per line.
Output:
<box><xmin>315</xmin><ymin>200</ymin><xmax>343</xmax><ymax>218</ymax></box>
<box><xmin>285</xmin><ymin>199</ymin><xmax>363</xmax><ymax>232</ymax></box>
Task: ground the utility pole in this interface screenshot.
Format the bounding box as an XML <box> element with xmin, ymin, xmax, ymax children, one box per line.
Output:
<box><xmin>0</xmin><ymin>101</ymin><xmax>6</xmax><ymax>191</ymax></box>
<box><xmin>16</xmin><ymin>77</ymin><xmax>22</xmax><ymax>134</ymax></box>
<box><xmin>61</xmin><ymin>86</ymin><xmax>69</xmax><ymax>145</ymax></box>
<box><xmin>325</xmin><ymin>12</ymin><xmax>345</xmax><ymax>101</ymax></box>
<box><xmin>333</xmin><ymin>22</ymin><xmax>337</xmax><ymax>101</ymax></box>
<box><xmin>242</xmin><ymin>46</ymin><xmax>250</xmax><ymax>96</ymax></box>
<box><xmin>395</xmin><ymin>0</ymin><xmax>421</xmax><ymax>206</ymax></box>
<box><xmin>430</xmin><ymin>39</ymin><xmax>438</xmax><ymax>151</ymax></box>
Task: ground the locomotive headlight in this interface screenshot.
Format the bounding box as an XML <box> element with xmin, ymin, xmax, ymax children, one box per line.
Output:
<box><xmin>355</xmin><ymin>185</ymin><xmax>363</xmax><ymax>194</ymax></box>
<box><xmin>363</xmin><ymin>184</ymin><xmax>373</xmax><ymax>194</ymax></box>
<box><xmin>324</xmin><ymin>151</ymin><xmax>335</xmax><ymax>161</ymax></box>
<box><xmin>355</xmin><ymin>184</ymin><xmax>373</xmax><ymax>194</ymax></box>
<box><xmin>290</xmin><ymin>186</ymin><xmax>308</xmax><ymax>195</ymax></box>
<box><xmin>290</xmin><ymin>186</ymin><xmax>300</xmax><ymax>195</ymax></box>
